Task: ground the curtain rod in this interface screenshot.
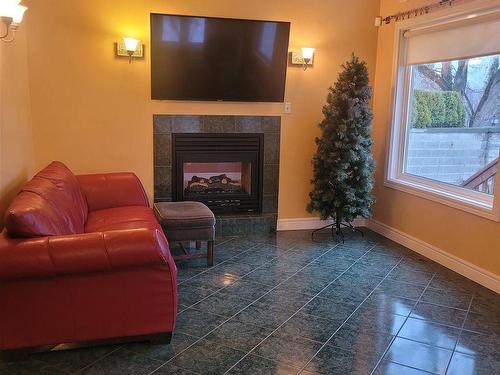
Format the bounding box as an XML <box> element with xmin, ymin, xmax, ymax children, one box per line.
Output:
<box><xmin>375</xmin><ymin>0</ymin><xmax>467</xmax><ymax>27</ymax></box>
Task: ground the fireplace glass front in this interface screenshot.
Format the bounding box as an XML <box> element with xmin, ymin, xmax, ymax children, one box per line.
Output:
<box><xmin>172</xmin><ymin>133</ymin><xmax>263</xmax><ymax>213</ymax></box>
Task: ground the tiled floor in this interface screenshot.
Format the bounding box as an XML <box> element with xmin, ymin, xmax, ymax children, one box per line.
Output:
<box><xmin>1</xmin><ymin>229</ymin><xmax>499</xmax><ymax>374</ymax></box>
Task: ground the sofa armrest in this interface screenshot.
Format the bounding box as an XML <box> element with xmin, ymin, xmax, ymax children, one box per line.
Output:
<box><xmin>76</xmin><ymin>172</ymin><xmax>149</xmax><ymax>212</ymax></box>
<box><xmin>0</xmin><ymin>228</ymin><xmax>174</xmax><ymax>281</ymax></box>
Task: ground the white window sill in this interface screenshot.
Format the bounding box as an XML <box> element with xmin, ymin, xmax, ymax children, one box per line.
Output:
<box><xmin>384</xmin><ymin>175</ymin><xmax>500</xmax><ymax>222</ymax></box>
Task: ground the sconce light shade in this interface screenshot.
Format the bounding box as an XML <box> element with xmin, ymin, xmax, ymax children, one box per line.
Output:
<box><xmin>301</xmin><ymin>47</ymin><xmax>315</xmax><ymax>70</ymax></box>
<box><xmin>301</xmin><ymin>47</ymin><xmax>315</xmax><ymax>61</ymax></box>
<box><xmin>12</xmin><ymin>4</ymin><xmax>27</xmax><ymax>24</ymax></box>
<box><xmin>123</xmin><ymin>37</ymin><xmax>140</xmax><ymax>53</ymax></box>
<box><xmin>116</xmin><ymin>37</ymin><xmax>144</xmax><ymax>64</ymax></box>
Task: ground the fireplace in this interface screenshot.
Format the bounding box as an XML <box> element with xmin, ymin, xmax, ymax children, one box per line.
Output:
<box><xmin>172</xmin><ymin>133</ymin><xmax>263</xmax><ymax>213</ymax></box>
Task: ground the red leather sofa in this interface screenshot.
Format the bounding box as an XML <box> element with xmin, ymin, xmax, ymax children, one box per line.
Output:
<box><xmin>0</xmin><ymin>161</ymin><xmax>177</xmax><ymax>354</ymax></box>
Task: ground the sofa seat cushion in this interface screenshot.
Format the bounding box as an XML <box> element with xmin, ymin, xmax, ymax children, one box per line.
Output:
<box><xmin>5</xmin><ymin>162</ymin><xmax>88</xmax><ymax>238</ymax></box>
<box><xmin>85</xmin><ymin>206</ymin><xmax>161</xmax><ymax>233</ymax></box>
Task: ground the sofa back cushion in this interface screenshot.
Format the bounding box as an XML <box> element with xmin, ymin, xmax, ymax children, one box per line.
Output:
<box><xmin>4</xmin><ymin>161</ymin><xmax>88</xmax><ymax>238</ymax></box>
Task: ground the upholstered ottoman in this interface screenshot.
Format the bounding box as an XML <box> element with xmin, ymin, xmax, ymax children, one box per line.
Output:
<box><xmin>154</xmin><ymin>201</ymin><xmax>215</xmax><ymax>266</ymax></box>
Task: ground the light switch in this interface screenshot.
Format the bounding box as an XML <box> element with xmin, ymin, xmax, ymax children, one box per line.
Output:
<box><xmin>284</xmin><ymin>102</ymin><xmax>292</xmax><ymax>114</ymax></box>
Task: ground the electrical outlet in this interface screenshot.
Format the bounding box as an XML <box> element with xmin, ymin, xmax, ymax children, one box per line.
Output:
<box><xmin>284</xmin><ymin>102</ymin><xmax>292</xmax><ymax>114</ymax></box>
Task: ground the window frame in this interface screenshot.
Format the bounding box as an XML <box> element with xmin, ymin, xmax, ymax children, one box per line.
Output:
<box><xmin>385</xmin><ymin>1</ymin><xmax>500</xmax><ymax>222</ymax></box>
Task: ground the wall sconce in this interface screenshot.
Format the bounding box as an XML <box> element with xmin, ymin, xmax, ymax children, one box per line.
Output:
<box><xmin>290</xmin><ymin>47</ymin><xmax>315</xmax><ymax>70</ymax></box>
<box><xmin>301</xmin><ymin>48</ymin><xmax>315</xmax><ymax>70</ymax></box>
<box><xmin>115</xmin><ymin>37</ymin><xmax>144</xmax><ymax>63</ymax></box>
<box><xmin>0</xmin><ymin>0</ymin><xmax>27</xmax><ymax>43</ymax></box>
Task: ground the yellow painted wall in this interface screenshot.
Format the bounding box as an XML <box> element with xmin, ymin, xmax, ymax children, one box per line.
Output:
<box><xmin>23</xmin><ymin>0</ymin><xmax>380</xmax><ymax>220</ymax></box>
<box><xmin>372</xmin><ymin>0</ymin><xmax>500</xmax><ymax>275</ymax></box>
<box><xmin>0</xmin><ymin>23</ymin><xmax>34</xmax><ymax>228</ymax></box>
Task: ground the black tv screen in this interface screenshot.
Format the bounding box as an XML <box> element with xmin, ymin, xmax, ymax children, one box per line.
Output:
<box><xmin>150</xmin><ymin>14</ymin><xmax>290</xmax><ymax>102</ymax></box>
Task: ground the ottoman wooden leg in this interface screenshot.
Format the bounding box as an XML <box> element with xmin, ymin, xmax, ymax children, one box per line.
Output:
<box><xmin>207</xmin><ymin>240</ymin><xmax>214</xmax><ymax>267</ymax></box>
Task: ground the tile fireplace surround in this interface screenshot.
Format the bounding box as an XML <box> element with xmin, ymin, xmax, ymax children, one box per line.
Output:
<box><xmin>153</xmin><ymin>115</ymin><xmax>280</xmax><ymax>235</ymax></box>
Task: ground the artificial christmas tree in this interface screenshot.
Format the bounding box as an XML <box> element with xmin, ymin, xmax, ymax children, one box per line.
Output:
<box><xmin>307</xmin><ymin>54</ymin><xmax>375</xmax><ymax>240</ymax></box>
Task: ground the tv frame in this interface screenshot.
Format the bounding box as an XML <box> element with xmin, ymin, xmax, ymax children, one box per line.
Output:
<box><xmin>150</xmin><ymin>13</ymin><xmax>291</xmax><ymax>103</ymax></box>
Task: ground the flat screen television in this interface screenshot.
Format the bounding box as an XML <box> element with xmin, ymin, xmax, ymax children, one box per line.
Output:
<box><xmin>150</xmin><ymin>14</ymin><xmax>290</xmax><ymax>102</ymax></box>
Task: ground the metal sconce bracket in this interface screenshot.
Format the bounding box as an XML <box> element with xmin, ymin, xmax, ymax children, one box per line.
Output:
<box><xmin>0</xmin><ymin>17</ymin><xmax>18</xmax><ymax>43</ymax></box>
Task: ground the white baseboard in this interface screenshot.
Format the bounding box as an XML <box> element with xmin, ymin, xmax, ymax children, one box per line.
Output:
<box><xmin>366</xmin><ymin>218</ymin><xmax>500</xmax><ymax>294</ymax></box>
<box><xmin>276</xmin><ymin>217</ymin><xmax>366</xmax><ymax>231</ymax></box>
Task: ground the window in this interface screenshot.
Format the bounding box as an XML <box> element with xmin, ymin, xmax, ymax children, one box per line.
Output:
<box><xmin>386</xmin><ymin>6</ymin><xmax>500</xmax><ymax>220</ymax></box>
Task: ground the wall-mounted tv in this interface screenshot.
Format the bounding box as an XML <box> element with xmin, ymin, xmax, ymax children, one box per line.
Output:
<box><xmin>150</xmin><ymin>14</ymin><xmax>290</xmax><ymax>102</ymax></box>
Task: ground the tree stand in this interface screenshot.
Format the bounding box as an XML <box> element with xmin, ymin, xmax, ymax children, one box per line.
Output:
<box><xmin>311</xmin><ymin>220</ymin><xmax>364</xmax><ymax>242</ymax></box>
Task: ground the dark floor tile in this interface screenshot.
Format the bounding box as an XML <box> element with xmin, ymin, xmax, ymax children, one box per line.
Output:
<box><xmin>297</xmin><ymin>264</ymin><xmax>343</xmax><ymax>282</ymax></box>
<box><xmin>125</xmin><ymin>332</ymin><xmax>198</xmax><ymax>361</ymax></box>
<box><xmin>463</xmin><ymin>311</ymin><xmax>500</xmax><ymax>335</ymax></box>
<box><xmin>456</xmin><ymin>330</ymin><xmax>500</xmax><ymax>357</ymax></box>
<box><xmin>254</xmin><ymin>331</ymin><xmax>322</xmax><ymax>368</ymax></box>
<box><xmin>330</xmin><ymin>272</ymin><xmax>383</xmax><ymax>290</ymax></box>
<box><xmin>257</xmin><ymin>259</ymin><xmax>304</xmax><ymax>273</ymax></box>
<box><xmin>290</xmin><ymin>244</ymin><xmax>332</xmax><ymax>257</ymax></box>
<box><xmin>0</xmin><ymin>358</ymin><xmax>68</xmax><ymax>375</ymax></box>
<box><xmin>193</xmin><ymin>292</ymin><xmax>250</xmax><ymax>317</ymax></box>
<box><xmin>241</xmin><ymin>267</ymin><xmax>296</xmax><ymax>287</ymax></box>
<box><xmin>210</xmin><ymin>261</ymin><xmax>259</xmax><ymax>277</ymax></box>
<box><xmin>344</xmin><ymin>261</ymin><xmax>394</xmax><ymax>278</ymax></box>
<box><xmin>397</xmin><ymin>318</ymin><xmax>460</xmax><ymax>350</ymax></box>
<box><xmin>361</xmin><ymin>293</ymin><xmax>417</xmax><ymax>317</ymax></box>
<box><xmin>258</xmin><ymin>289</ymin><xmax>311</xmax><ymax>311</ymax></box>
<box><xmin>276</xmin><ymin>273</ymin><xmax>332</xmax><ymax>297</ymax></box>
<box><xmin>373</xmin><ymin>280</ymin><xmax>425</xmax><ymax>300</ymax></box>
<box><xmin>420</xmin><ymin>287</ymin><xmax>473</xmax><ymax>310</ymax></box>
<box><xmin>215</xmin><ymin>239</ymin><xmax>256</xmax><ymax>253</ymax></box>
<box><xmin>170</xmin><ymin>339</ymin><xmax>245</xmax><ymax>375</ymax></box>
<box><xmin>188</xmin><ymin>271</ymin><xmax>240</xmax><ymax>290</ymax></box>
<box><xmin>393</xmin><ymin>262</ymin><xmax>435</xmax><ymax>277</ymax></box>
<box><xmin>79</xmin><ymin>347</ymin><xmax>163</xmax><ymax>375</ymax></box>
<box><xmin>327</xmin><ymin>325</ymin><xmax>393</xmax><ymax>355</ymax></box>
<box><xmin>34</xmin><ymin>345</ymin><xmax>120</xmax><ymax>373</ymax></box>
<box><xmin>374</xmin><ymin>361</ymin><xmax>432</xmax><ymax>374</ymax></box>
<box><xmin>345</xmin><ymin>308</ymin><xmax>406</xmax><ymax>335</ymax></box>
<box><xmin>177</xmin><ymin>285</ymin><xmax>215</xmax><ymax>307</ymax></box>
<box><xmin>231</xmin><ymin>251</ymin><xmax>277</xmax><ymax>267</ymax></box>
<box><xmin>176</xmin><ymin>268</ymin><xmax>205</xmax><ymax>283</ymax></box>
<box><xmin>176</xmin><ymin>308</ymin><xmax>227</xmax><ymax>337</ymax></box>
<box><xmin>309</xmin><ymin>257</ymin><xmax>356</xmax><ymax>273</ymax></box>
<box><xmin>275</xmin><ymin>251</ymin><xmax>314</xmax><ymax>267</ymax></box>
<box><xmin>153</xmin><ymin>365</ymin><xmax>199</xmax><ymax>374</ymax></box>
<box><xmin>226</xmin><ymin>354</ymin><xmax>300</xmax><ymax>375</ymax></box>
<box><xmin>219</xmin><ymin>279</ymin><xmax>272</xmax><ymax>301</ymax></box>
<box><xmin>233</xmin><ymin>301</ymin><xmax>295</xmax><ymax>330</ymax></box>
<box><xmin>205</xmin><ymin>317</ymin><xmax>273</xmax><ymax>352</ymax></box>
<box><xmin>399</xmin><ymin>254</ymin><xmax>440</xmax><ymax>273</ymax></box>
<box><xmin>469</xmin><ymin>291</ymin><xmax>500</xmax><ymax>316</ymax></box>
<box><xmin>422</xmin><ymin>288</ymin><xmax>472</xmax><ymax>310</ymax></box>
<box><xmin>410</xmin><ymin>301</ymin><xmax>467</xmax><ymax>328</ymax></box>
<box><xmin>447</xmin><ymin>352</ymin><xmax>500</xmax><ymax>375</ymax></box>
<box><xmin>302</xmin><ymin>296</ymin><xmax>358</xmax><ymax>321</ymax></box>
<box><xmin>304</xmin><ymin>345</ymin><xmax>379</xmax><ymax>375</ymax></box>
<box><xmin>430</xmin><ymin>270</ymin><xmax>478</xmax><ymax>293</ymax></box>
<box><xmin>384</xmin><ymin>337</ymin><xmax>452</xmax><ymax>374</ymax></box>
<box><xmin>280</xmin><ymin>312</ymin><xmax>344</xmax><ymax>343</ymax></box>
<box><xmin>371</xmin><ymin>241</ymin><xmax>411</xmax><ymax>257</ymax></box>
<box><xmin>317</xmin><ymin>281</ymin><xmax>376</xmax><ymax>305</ymax></box>
<box><xmin>386</xmin><ymin>268</ymin><xmax>434</xmax><ymax>286</ymax></box>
